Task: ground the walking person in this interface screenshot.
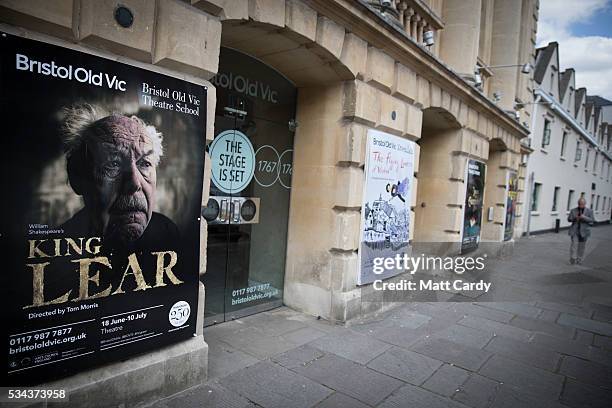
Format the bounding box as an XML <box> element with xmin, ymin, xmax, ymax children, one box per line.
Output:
<box><xmin>568</xmin><ymin>198</ymin><xmax>594</xmax><ymax>264</ymax></box>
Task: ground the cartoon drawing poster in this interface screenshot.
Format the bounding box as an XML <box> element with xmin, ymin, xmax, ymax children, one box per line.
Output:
<box><xmin>358</xmin><ymin>129</ymin><xmax>415</xmax><ymax>285</ymax></box>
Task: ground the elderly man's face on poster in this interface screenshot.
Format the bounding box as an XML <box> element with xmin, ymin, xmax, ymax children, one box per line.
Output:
<box><xmin>84</xmin><ymin>115</ymin><xmax>158</xmax><ymax>243</ymax></box>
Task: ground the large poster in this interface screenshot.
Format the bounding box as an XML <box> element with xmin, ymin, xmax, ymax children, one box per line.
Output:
<box><xmin>461</xmin><ymin>160</ymin><xmax>486</xmax><ymax>253</ymax></box>
<box><xmin>358</xmin><ymin>129</ymin><xmax>415</xmax><ymax>285</ymax></box>
<box><xmin>504</xmin><ymin>172</ymin><xmax>519</xmax><ymax>241</ymax></box>
<box><xmin>1</xmin><ymin>32</ymin><xmax>205</xmax><ymax>385</ymax></box>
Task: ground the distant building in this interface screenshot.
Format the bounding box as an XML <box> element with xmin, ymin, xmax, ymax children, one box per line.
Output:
<box><xmin>523</xmin><ymin>42</ymin><xmax>612</xmax><ymax>234</ymax></box>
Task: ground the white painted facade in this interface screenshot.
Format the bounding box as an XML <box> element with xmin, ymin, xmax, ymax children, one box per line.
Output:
<box><xmin>524</xmin><ymin>43</ymin><xmax>612</xmax><ymax>234</ymax></box>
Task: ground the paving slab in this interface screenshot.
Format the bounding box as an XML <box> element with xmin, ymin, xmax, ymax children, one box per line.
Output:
<box><xmin>429</xmin><ymin>324</ymin><xmax>494</xmax><ymax>349</ymax></box>
<box><xmin>218</xmin><ymin>361</ymin><xmax>333</xmax><ymax>408</ymax></box>
<box><xmin>452</xmin><ymin>374</ymin><xmax>499</xmax><ymax>408</ymax></box>
<box><xmin>529</xmin><ymin>332</ymin><xmax>591</xmax><ymax>359</ymax></box>
<box><xmin>559</xmin><ymin>355</ymin><xmax>612</xmax><ymax>389</ymax></box>
<box><xmin>588</xmin><ymin>345</ymin><xmax>612</xmax><ymax>366</ymax></box>
<box><xmin>558</xmin><ymin>313</ymin><xmax>612</xmax><ymax>336</ymax></box>
<box><xmin>308</xmin><ymin>329</ymin><xmax>391</xmax><ymax>364</ymax></box>
<box><xmin>422</xmin><ymin>364</ymin><xmax>471</xmax><ymax>397</ymax></box>
<box><xmin>313</xmin><ymin>392</ymin><xmax>370</xmax><ymax>408</ymax></box>
<box><xmin>458</xmin><ymin>315</ymin><xmax>532</xmax><ymax>342</ymax></box>
<box><xmin>484</xmin><ymin>335</ymin><xmax>561</xmax><ymax>371</ymax></box>
<box><xmin>593</xmin><ymin>334</ymin><xmax>612</xmax><ymax>350</ymax></box>
<box><xmin>537</xmin><ymin>308</ymin><xmax>561</xmax><ymax>323</ymax></box>
<box><xmin>273</xmin><ymin>346</ymin><xmax>403</xmax><ymax>406</ymax></box>
<box><xmin>217</xmin><ymin>326</ymin><xmax>300</xmax><ymax>359</ymax></box>
<box><xmin>279</xmin><ymin>326</ymin><xmax>328</xmax><ymax>346</ymax></box>
<box><xmin>560</xmin><ymin>378</ymin><xmax>611</xmax><ymax>408</ymax></box>
<box><xmin>450</xmin><ymin>303</ymin><xmax>515</xmax><ymax>323</ymax></box>
<box><xmin>410</xmin><ymin>337</ymin><xmax>492</xmax><ymax>371</ymax></box>
<box><xmin>490</xmin><ymin>384</ymin><xmax>569</xmax><ymax>408</ymax></box>
<box><xmin>574</xmin><ymin>329</ymin><xmax>595</xmax><ymax>345</ymax></box>
<box><xmin>367</xmin><ymin>346</ymin><xmax>443</xmax><ymax>385</ymax></box>
<box><xmin>474</xmin><ymin>302</ymin><xmax>541</xmax><ymax>319</ymax></box>
<box><xmin>205</xmin><ymin>338</ymin><xmax>260</xmax><ymax>380</ymax></box>
<box><xmin>478</xmin><ymin>355</ymin><xmax>564</xmax><ymax>399</ymax></box>
<box><xmin>509</xmin><ymin>315</ymin><xmax>575</xmax><ymax>338</ymax></box>
<box><xmin>150</xmin><ymin>382</ymin><xmax>255</xmax><ymax>408</ymax></box>
<box><xmin>378</xmin><ymin>383</ymin><xmax>469</xmax><ymax>408</ymax></box>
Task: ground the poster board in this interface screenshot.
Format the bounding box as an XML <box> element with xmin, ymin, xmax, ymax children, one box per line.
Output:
<box><xmin>461</xmin><ymin>160</ymin><xmax>486</xmax><ymax>253</ymax></box>
<box><xmin>504</xmin><ymin>172</ymin><xmax>519</xmax><ymax>241</ymax></box>
<box><xmin>358</xmin><ymin>129</ymin><xmax>415</xmax><ymax>285</ymax></box>
<box><xmin>1</xmin><ymin>32</ymin><xmax>205</xmax><ymax>385</ymax></box>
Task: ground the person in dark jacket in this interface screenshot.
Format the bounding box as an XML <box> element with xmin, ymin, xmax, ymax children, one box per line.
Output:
<box><xmin>567</xmin><ymin>197</ymin><xmax>594</xmax><ymax>264</ymax></box>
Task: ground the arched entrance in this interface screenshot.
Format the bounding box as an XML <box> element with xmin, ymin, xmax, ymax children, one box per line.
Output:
<box><xmin>202</xmin><ymin>47</ymin><xmax>297</xmax><ymax>325</ymax></box>
<box><xmin>481</xmin><ymin>137</ymin><xmax>519</xmax><ymax>242</ymax></box>
<box><xmin>413</xmin><ymin>107</ymin><xmax>464</xmax><ymax>253</ymax></box>
<box><xmin>202</xmin><ymin>13</ymin><xmax>356</xmax><ymax>324</ymax></box>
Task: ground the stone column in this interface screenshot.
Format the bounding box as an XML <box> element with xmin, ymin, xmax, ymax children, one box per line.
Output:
<box><xmin>489</xmin><ymin>0</ymin><xmax>523</xmax><ymax>110</ymax></box>
<box><xmin>438</xmin><ymin>0</ymin><xmax>481</xmax><ymax>80</ymax></box>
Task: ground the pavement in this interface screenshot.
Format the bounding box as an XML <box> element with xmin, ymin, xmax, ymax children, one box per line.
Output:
<box><xmin>150</xmin><ymin>225</ymin><xmax>612</xmax><ymax>408</ymax></box>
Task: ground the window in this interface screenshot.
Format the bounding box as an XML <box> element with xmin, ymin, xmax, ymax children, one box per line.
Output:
<box><xmin>585</xmin><ymin>149</ymin><xmax>590</xmax><ymax>168</ymax></box>
<box><xmin>560</xmin><ymin>131</ymin><xmax>568</xmax><ymax>156</ymax></box>
<box><xmin>601</xmin><ymin>160</ymin><xmax>605</xmax><ymax>176</ymax></box>
<box><xmin>542</xmin><ymin>120</ymin><xmax>551</xmax><ymax>148</ymax></box>
<box><xmin>552</xmin><ymin>187</ymin><xmax>560</xmax><ymax>212</ymax></box>
<box><xmin>593</xmin><ymin>153</ymin><xmax>598</xmax><ymax>172</ymax></box>
<box><xmin>575</xmin><ymin>141</ymin><xmax>582</xmax><ymax>162</ymax></box>
<box><xmin>591</xmin><ymin>194</ymin><xmax>595</xmax><ymax>208</ymax></box>
<box><xmin>532</xmin><ymin>183</ymin><xmax>541</xmax><ymax>211</ymax></box>
<box><xmin>567</xmin><ymin>190</ymin><xmax>575</xmax><ymax>211</ymax></box>
<box><xmin>549</xmin><ymin>72</ymin><xmax>554</xmax><ymax>92</ymax></box>
<box><xmin>596</xmin><ymin>195</ymin><xmax>600</xmax><ymax>211</ymax></box>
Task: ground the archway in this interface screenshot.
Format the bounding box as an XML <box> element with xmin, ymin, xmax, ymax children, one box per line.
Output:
<box><xmin>481</xmin><ymin>137</ymin><xmax>509</xmax><ymax>241</ymax></box>
<box><xmin>202</xmin><ymin>10</ymin><xmax>358</xmax><ymax>323</ymax></box>
<box><xmin>413</xmin><ymin>107</ymin><xmax>464</xmax><ymax>251</ymax></box>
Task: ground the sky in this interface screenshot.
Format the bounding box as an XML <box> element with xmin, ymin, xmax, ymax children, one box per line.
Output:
<box><xmin>537</xmin><ymin>0</ymin><xmax>612</xmax><ymax>100</ymax></box>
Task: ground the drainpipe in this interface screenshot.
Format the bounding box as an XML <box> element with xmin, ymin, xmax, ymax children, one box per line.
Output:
<box><xmin>525</xmin><ymin>94</ymin><xmax>541</xmax><ymax>237</ymax></box>
<box><xmin>526</xmin><ymin>171</ymin><xmax>534</xmax><ymax>237</ymax></box>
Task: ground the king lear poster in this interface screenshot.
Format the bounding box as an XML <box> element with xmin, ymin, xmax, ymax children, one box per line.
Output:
<box><xmin>0</xmin><ymin>32</ymin><xmax>206</xmax><ymax>385</ymax></box>
<box><xmin>358</xmin><ymin>129</ymin><xmax>415</xmax><ymax>285</ymax></box>
<box><xmin>461</xmin><ymin>160</ymin><xmax>486</xmax><ymax>253</ymax></box>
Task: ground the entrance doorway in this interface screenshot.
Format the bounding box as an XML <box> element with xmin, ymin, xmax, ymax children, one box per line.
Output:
<box><xmin>202</xmin><ymin>48</ymin><xmax>297</xmax><ymax>325</ymax></box>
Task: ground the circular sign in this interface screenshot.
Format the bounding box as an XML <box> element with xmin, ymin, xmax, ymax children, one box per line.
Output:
<box><xmin>202</xmin><ymin>198</ymin><xmax>220</xmax><ymax>221</ymax></box>
<box><xmin>209</xmin><ymin>130</ymin><xmax>255</xmax><ymax>194</ymax></box>
<box><xmin>278</xmin><ymin>149</ymin><xmax>293</xmax><ymax>189</ymax></box>
<box><xmin>254</xmin><ymin>144</ymin><xmax>280</xmax><ymax>187</ymax></box>
<box><xmin>169</xmin><ymin>301</ymin><xmax>191</xmax><ymax>327</ymax></box>
<box><xmin>241</xmin><ymin>199</ymin><xmax>257</xmax><ymax>221</ymax></box>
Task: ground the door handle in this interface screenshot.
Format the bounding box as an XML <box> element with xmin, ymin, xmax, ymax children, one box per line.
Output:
<box><xmin>219</xmin><ymin>199</ymin><xmax>228</xmax><ymax>222</ymax></box>
<box><xmin>232</xmin><ymin>200</ymin><xmax>241</xmax><ymax>223</ymax></box>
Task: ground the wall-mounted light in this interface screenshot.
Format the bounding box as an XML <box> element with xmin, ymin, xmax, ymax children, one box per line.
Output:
<box><xmin>514</xmin><ymin>101</ymin><xmax>553</xmax><ymax>110</ymax></box>
<box><xmin>520</xmin><ymin>63</ymin><xmax>532</xmax><ymax>74</ymax></box>
<box><xmin>476</xmin><ymin>63</ymin><xmax>532</xmax><ymax>75</ymax></box>
<box><xmin>474</xmin><ymin>70</ymin><xmax>483</xmax><ymax>88</ymax></box>
<box><xmin>423</xmin><ymin>30</ymin><xmax>435</xmax><ymax>47</ymax></box>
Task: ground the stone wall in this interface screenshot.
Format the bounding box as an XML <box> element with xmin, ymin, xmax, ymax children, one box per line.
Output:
<box><xmin>1</xmin><ymin>0</ymin><xmax>532</xmax><ymax>392</ymax></box>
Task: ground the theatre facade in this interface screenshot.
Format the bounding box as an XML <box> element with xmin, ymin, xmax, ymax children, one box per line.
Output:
<box><xmin>0</xmin><ymin>0</ymin><xmax>538</xmax><ymax>404</ymax></box>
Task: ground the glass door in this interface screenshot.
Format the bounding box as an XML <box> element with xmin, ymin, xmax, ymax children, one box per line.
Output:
<box><xmin>202</xmin><ymin>47</ymin><xmax>296</xmax><ymax>326</ymax></box>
